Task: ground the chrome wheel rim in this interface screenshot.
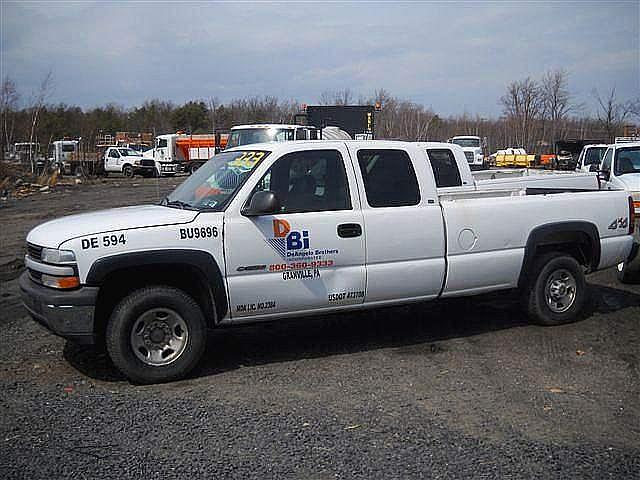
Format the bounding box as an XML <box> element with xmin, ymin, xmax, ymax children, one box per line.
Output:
<box><xmin>545</xmin><ymin>269</ymin><xmax>577</xmax><ymax>313</ymax></box>
<box><xmin>130</xmin><ymin>308</ymin><xmax>189</xmax><ymax>366</ymax></box>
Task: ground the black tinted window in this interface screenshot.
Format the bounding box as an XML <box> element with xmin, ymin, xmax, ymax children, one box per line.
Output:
<box><xmin>295</xmin><ymin>129</ymin><xmax>307</xmax><ymax>140</ymax></box>
<box><xmin>253</xmin><ymin>150</ymin><xmax>351</xmax><ymax>213</ymax></box>
<box><xmin>427</xmin><ymin>149</ymin><xmax>462</xmax><ymax>187</ymax></box>
<box><xmin>357</xmin><ymin>149</ymin><xmax>420</xmax><ymax>207</ymax></box>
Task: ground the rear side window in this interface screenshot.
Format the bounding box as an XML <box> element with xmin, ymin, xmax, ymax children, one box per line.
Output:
<box><xmin>427</xmin><ymin>149</ymin><xmax>462</xmax><ymax>187</ymax></box>
<box><xmin>357</xmin><ymin>149</ymin><xmax>420</xmax><ymax>207</ymax></box>
<box><xmin>295</xmin><ymin>129</ymin><xmax>307</xmax><ymax>140</ymax></box>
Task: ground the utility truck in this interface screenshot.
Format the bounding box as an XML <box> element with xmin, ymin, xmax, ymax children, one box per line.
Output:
<box><xmin>448</xmin><ymin>136</ymin><xmax>486</xmax><ymax>169</ymax></box>
<box><xmin>21</xmin><ymin>140</ymin><xmax>636</xmax><ymax>384</ymax></box>
<box><xmin>226</xmin><ymin>124</ymin><xmax>350</xmax><ymax>150</ymax></box>
<box><xmin>143</xmin><ymin>133</ymin><xmax>229</xmax><ymax>175</ymax></box>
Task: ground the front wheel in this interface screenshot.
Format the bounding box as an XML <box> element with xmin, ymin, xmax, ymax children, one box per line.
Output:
<box><xmin>122</xmin><ymin>165</ymin><xmax>134</xmax><ymax>178</ymax></box>
<box><xmin>523</xmin><ymin>253</ymin><xmax>586</xmax><ymax>326</ymax></box>
<box><xmin>106</xmin><ymin>286</ymin><xmax>207</xmax><ymax>384</ymax></box>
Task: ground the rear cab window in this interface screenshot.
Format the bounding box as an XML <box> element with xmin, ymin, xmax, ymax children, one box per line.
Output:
<box><xmin>426</xmin><ymin>148</ymin><xmax>462</xmax><ymax>188</ymax></box>
<box><xmin>357</xmin><ymin>149</ymin><xmax>420</xmax><ymax>207</ymax></box>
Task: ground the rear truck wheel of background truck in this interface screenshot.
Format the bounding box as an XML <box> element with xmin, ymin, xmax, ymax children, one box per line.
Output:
<box><xmin>617</xmin><ymin>259</ymin><xmax>640</xmax><ymax>284</ymax></box>
<box><xmin>105</xmin><ymin>286</ymin><xmax>207</xmax><ymax>384</ymax></box>
<box><xmin>523</xmin><ymin>252</ymin><xmax>586</xmax><ymax>326</ymax></box>
<box><xmin>122</xmin><ymin>165</ymin><xmax>134</xmax><ymax>178</ymax></box>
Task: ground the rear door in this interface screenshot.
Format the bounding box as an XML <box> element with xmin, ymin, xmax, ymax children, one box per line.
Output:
<box><xmin>224</xmin><ymin>145</ymin><xmax>366</xmax><ymax>318</ymax></box>
<box><xmin>350</xmin><ymin>144</ymin><xmax>446</xmax><ymax>303</ymax></box>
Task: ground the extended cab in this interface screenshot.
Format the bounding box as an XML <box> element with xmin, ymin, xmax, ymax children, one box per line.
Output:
<box><xmin>20</xmin><ymin>141</ymin><xmax>636</xmax><ymax>383</ymax></box>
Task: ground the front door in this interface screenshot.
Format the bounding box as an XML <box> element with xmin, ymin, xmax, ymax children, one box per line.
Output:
<box><xmin>224</xmin><ymin>146</ymin><xmax>366</xmax><ymax>318</ymax></box>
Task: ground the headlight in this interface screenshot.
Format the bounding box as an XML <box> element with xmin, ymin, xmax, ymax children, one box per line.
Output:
<box><xmin>134</xmin><ymin>159</ymin><xmax>141</xmax><ymax>165</ymax></box>
<box><xmin>41</xmin><ymin>248</ymin><xmax>76</xmax><ymax>264</ymax></box>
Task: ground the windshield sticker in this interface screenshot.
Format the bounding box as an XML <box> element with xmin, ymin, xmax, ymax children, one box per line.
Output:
<box><xmin>228</xmin><ymin>151</ymin><xmax>265</xmax><ymax>169</ymax></box>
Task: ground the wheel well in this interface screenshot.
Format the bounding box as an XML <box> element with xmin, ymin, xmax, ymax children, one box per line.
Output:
<box><xmin>518</xmin><ymin>223</ymin><xmax>600</xmax><ymax>288</ymax></box>
<box><xmin>93</xmin><ymin>264</ymin><xmax>218</xmax><ymax>343</ymax></box>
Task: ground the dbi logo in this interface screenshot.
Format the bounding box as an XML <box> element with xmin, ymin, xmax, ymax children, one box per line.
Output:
<box><xmin>268</xmin><ymin>219</ymin><xmax>309</xmax><ymax>257</ymax></box>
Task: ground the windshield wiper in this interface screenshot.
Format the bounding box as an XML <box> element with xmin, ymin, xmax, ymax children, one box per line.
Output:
<box><xmin>162</xmin><ymin>199</ymin><xmax>194</xmax><ymax>210</ymax></box>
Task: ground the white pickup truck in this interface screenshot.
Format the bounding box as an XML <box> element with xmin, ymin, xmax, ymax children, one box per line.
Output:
<box><xmin>20</xmin><ymin>141</ymin><xmax>636</xmax><ymax>383</ymax></box>
<box><xmin>103</xmin><ymin>146</ymin><xmax>156</xmax><ymax>178</ymax></box>
<box><xmin>597</xmin><ymin>141</ymin><xmax>640</xmax><ymax>281</ymax></box>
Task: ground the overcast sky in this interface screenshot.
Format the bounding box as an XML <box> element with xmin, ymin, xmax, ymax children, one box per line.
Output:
<box><xmin>1</xmin><ymin>1</ymin><xmax>638</xmax><ymax>117</ymax></box>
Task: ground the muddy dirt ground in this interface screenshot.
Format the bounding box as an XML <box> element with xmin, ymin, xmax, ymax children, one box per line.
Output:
<box><xmin>1</xmin><ymin>176</ymin><xmax>639</xmax><ymax>478</ymax></box>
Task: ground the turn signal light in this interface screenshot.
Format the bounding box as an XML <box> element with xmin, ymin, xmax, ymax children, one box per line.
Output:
<box><xmin>41</xmin><ymin>274</ymin><xmax>80</xmax><ymax>289</ymax></box>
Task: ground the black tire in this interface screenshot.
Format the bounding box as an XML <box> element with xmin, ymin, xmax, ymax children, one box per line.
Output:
<box><xmin>106</xmin><ymin>286</ymin><xmax>207</xmax><ymax>384</ymax></box>
<box><xmin>617</xmin><ymin>258</ymin><xmax>640</xmax><ymax>284</ymax></box>
<box><xmin>123</xmin><ymin>165</ymin><xmax>134</xmax><ymax>178</ymax></box>
<box><xmin>523</xmin><ymin>252</ymin><xmax>586</xmax><ymax>326</ymax></box>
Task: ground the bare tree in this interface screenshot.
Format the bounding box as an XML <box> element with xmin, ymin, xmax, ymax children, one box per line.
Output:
<box><xmin>1</xmin><ymin>76</ymin><xmax>20</xmax><ymax>162</ymax></box>
<box><xmin>27</xmin><ymin>70</ymin><xmax>54</xmax><ymax>172</ymax></box>
<box><xmin>318</xmin><ymin>88</ymin><xmax>354</xmax><ymax>106</ymax></box>
<box><xmin>541</xmin><ymin>69</ymin><xmax>572</xmax><ymax>142</ymax></box>
<box><xmin>594</xmin><ymin>87</ymin><xmax>635</xmax><ymax>142</ymax></box>
<box><xmin>500</xmin><ymin>77</ymin><xmax>543</xmax><ymax>150</ymax></box>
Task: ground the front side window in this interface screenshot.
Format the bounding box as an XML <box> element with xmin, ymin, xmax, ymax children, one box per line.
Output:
<box><xmin>357</xmin><ymin>149</ymin><xmax>420</xmax><ymax>207</ymax></box>
<box><xmin>427</xmin><ymin>149</ymin><xmax>462</xmax><ymax>187</ymax></box>
<box><xmin>614</xmin><ymin>147</ymin><xmax>640</xmax><ymax>176</ymax></box>
<box><xmin>157</xmin><ymin>138</ymin><xmax>168</xmax><ymax>148</ymax></box>
<box><xmin>118</xmin><ymin>148</ymin><xmax>137</xmax><ymax>157</ymax></box>
<box><xmin>164</xmin><ymin>150</ymin><xmax>269</xmax><ymax>210</ymax></box>
<box><xmin>252</xmin><ymin>150</ymin><xmax>351</xmax><ymax>213</ymax></box>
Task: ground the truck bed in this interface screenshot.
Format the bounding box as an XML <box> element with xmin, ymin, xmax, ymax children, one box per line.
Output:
<box><xmin>472</xmin><ymin>168</ymin><xmax>599</xmax><ymax>191</ymax></box>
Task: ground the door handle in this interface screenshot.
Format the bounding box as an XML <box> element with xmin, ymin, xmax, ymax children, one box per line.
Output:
<box><xmin>337</xmin><ymin>223</ymin><xmax>362</xmax><ymax>238</ymax></box>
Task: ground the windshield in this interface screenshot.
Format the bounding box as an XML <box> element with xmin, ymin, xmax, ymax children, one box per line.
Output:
<box><xmin>584</xmin><ymin>147</ymin><xmax>607</xmax><ymax>165</ymax></box>
<box><xmin>227</xmin><ymin>128</ymin><xmax>295</xmax><ymax>149</ymax></box>
<box><xmin>118</xmin><ymin>148</ymin><xmax>138</xmax><ymax>156</ymax></box>
<box><xmin>61</xmin><ymin>144</ymin><xmax>76</xmax><ymax>152</ymax></box>
<box><xmin>163</xmin><ymin>150</ymin><xmax>270</xmax><ymax>211</ymax></box>
<box><xmin>451</xmin><ymin>138</ymin><xmax>480</xmax><ymax>148</ymax></box>
<box><xmin>614</xmin><ymin>147</ymin><xmax>640</xmax><ymax>176</ymax></box>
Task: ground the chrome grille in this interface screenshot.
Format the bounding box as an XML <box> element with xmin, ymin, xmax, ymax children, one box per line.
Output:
<box><xmin>464</xmin><ymin>151</ymin><xmax>474</xmax><ymax>162</ymax></box>
<box><xmin>27</xmin><ymin>243</ymin><xmax>43</xmax><ymax>261</ymax></box>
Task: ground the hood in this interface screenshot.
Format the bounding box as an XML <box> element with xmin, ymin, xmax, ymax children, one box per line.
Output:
<box><xmin>27</xmin><ymin>205</ymin><xmax>198</xmax><ymax>248</ymax></box>
<box><xmin>616</xmin><ymin>173</ymin><xmax>640</xmax><ymax>191</ymax></box>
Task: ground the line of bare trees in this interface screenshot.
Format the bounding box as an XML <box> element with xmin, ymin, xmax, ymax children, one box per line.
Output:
<box><xmin>2</xmin><ymin>70</ymin><xmax>639</xmax><ymax>170</ymax></box>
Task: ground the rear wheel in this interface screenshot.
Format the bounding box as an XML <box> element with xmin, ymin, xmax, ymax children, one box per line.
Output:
<box><xmin>106</xmin><ymin>286</ymin><xmax>207</xmax><ymax>384</ymax></box>
<box><xmin>523</xmin><ymin>253</ymin><xmax>586</xmax><ymax>326</ymax></box>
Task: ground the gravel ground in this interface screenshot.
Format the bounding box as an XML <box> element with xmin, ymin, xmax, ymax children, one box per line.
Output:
<box><xmin>1</xmin><ymin>176</ymin><xmax>639</xmax><ymax>479</ymax></box>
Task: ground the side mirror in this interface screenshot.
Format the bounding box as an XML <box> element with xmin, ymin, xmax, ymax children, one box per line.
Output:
<box><xmin>242</xmin><ymin>190</ymin><xmax>281</xmax><ymax>216</ymax></box>
<box><xmin>599</xmin><ymin>170</ymin><xmax>610</xmax><ymax>182</ymax></box>
<box><xmin>588</xmin><ymin>164</ymin><xmax>599</xmax><ymax>172</ymax></box>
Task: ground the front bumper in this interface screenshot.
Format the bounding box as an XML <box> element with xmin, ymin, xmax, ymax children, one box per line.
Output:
<box><xmin>19</xmin><ymin>272</ymin><xmax>99</xmax><ymax>344</ymax></box>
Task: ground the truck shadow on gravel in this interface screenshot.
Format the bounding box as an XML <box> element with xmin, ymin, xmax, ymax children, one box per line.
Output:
<box><xmin>63</xmin><ymin>283</ymin><xmax>640</xmax><ymax>383</ymax></box>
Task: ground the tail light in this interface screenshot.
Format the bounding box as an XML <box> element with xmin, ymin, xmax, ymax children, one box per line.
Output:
<box><xmin>629</xmin><ymin>196</ymin><xmax>635</xmax><ymax>235</ymax></box>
